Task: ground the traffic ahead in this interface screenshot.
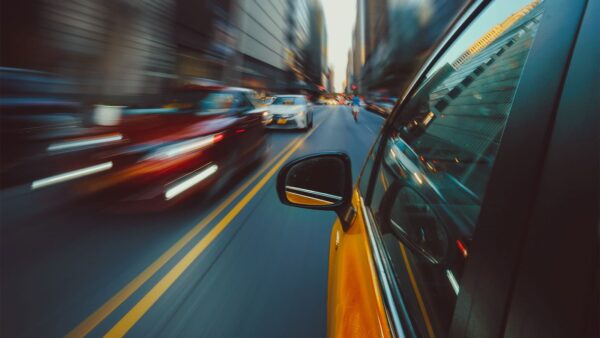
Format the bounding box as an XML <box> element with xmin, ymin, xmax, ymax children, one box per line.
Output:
<box><xmin>1</xmin><ymin>105</ymin><xmax>385</xmax><ymax>337</ymax></box>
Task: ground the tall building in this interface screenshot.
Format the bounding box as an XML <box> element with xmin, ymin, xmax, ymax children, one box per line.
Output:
<box><xmin>355</xmin><ymin>0</ymin><xmax>465</xmax><ymax>95</ymax></box>
<box><xmin>351</xmin><ymin>0</ymin><xmax>366</xmax><ymax>94</ymax></box>
<box><xmin>175</xmin><ymin>0</ymin><xmax>235</xmax><ymax>83</ymax></box>
<box><xmin>1</xmin><ymin>0</ymin><xmax>176</xmax><ymax>100</ymax></box>
<box><xmin>327</xmin><ymin>67</ymin><xmax>335</xmax><ymax>92</ymax></box>
<box><xmin>286</xmin><ymin>0</ymin><xmax>312</xmax><ymax>92</ymax></box>
<box><xmin>228</xmin><ymin>0</ymin><xmax>291</xmax><ymax>91</ymax></box>
<box><xmin>364</xmin><ymin>0</ymin><xmax>388</xmax><ymax>62</ymax></box>
<box><xmin>306</xmin><ymin>0</ymin><xmax>328</xmax><ymax>89</ymax></box>
<box><xmin>346</xmin><ymin>49</ymin><xmax>354</xmax><ymax>93</ymax></box>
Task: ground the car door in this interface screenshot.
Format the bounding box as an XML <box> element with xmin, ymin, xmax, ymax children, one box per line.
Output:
<box><xmin>351</xmin><ymin>0</ymin><xmax>584</xmax><ymax>337</ymax></box>
<box><xmin>233</xmin><ymin>92</ymin><xmax>265</xmax><ymax>162</ymax></box>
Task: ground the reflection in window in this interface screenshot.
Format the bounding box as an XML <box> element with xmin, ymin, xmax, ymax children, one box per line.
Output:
<box><xmin>370</xmin><ymin>1</ymin><xmax>545</xmax><ymax>337</ymax></box>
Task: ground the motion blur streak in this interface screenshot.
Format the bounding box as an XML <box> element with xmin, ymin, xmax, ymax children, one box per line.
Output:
<box><xmin>164</xmin><ymin>164</ymin><xmax>219</xmax><ymax>200</ymax></box>
<box><xmin>105</xmin><ymin>120</ymin><xmax>323</xmax><ymax>337</ymax></box>
<box><xmin>30</xmin><ymin>162</ymin><xmax>113</xmax><ymax>190</ymax></box>
<box><xmin>47</xmin><ymin>134</ymin><xmax>123</xmax><ymax>152</ymax></box>
<box><xmin>65</xmin><ymin>135</ymin><xmax>303</xmax><ymax>338</ymax></box>
<box><xmin>446</xmin><ymin>270</ymin><xmax>460</xmax><ymax>296</ymax></box>
<box><xmin>150</xmin><ymin>135</ymin><xmax>218</xmax><ymax>160</ymax></box>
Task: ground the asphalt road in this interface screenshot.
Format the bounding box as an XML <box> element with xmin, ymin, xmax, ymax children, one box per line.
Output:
<box><xmin>1</xmin><ymin>105</ymin><xmax>385</xmax><ymax>338</ymax></box>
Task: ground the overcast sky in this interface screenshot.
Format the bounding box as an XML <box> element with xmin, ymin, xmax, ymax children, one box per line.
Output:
<box><xmin>322</xmin><ymin>0</ymin><xmax>356</xmax><ymax>92</ymax></box>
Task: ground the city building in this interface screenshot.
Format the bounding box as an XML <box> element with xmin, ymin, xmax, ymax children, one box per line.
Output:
<box><xmin>306</xmin><ymin>0</ymin><xmax>328</xmax><ymax>90</ymax></box>
<box><xmin>327</xmin><ymin>67</ymin><xmax>335</xmax><ymax>93</ymax></box>
<box><xmin>350</xmin><ymin>0</ymin><xmax>465</xmax><ymax>96</ymax></box>
<box><xmin>227</xmin><ymin>0</ymin><xmax>291</xmax><ymax>91</ymax></box>
<box><xmin>286</xmin><ymin>0</ymin><xmax>311</xmax><ymax>92</ymax></box>
<box><xmin>175</xmin><ymin>0</ymin><xmax>236</xmax><ymax>84</ymax></box>
<box><xmin>1</xmin><ymin>0</ymin><xmax>177</xmax><ymax>101</ymax></box>
<box><xmin>346</xmin><ymin>49</ymin><xmax>354</xmax><ymax>93</ymax></box>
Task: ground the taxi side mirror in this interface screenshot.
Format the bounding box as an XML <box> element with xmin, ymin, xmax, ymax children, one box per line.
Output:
<box><xmin>277</xmin><ymin>152</ymin><xmax>354</xmax><ymax>229</ymax></box>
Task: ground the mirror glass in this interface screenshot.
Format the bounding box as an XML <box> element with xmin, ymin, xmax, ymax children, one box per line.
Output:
<box><xmin>285</xmin><ymin>156</ymin><xmax>345</xmax><ymax>207</ymax></box>
<box><xmin>389</xmin><ymin>187</ymin><xmax>448</xmax><ymax>263</ymax></box>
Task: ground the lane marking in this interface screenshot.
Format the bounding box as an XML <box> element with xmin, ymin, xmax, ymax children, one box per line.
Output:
<box><xmin>66</xmin><ymin>134</ymin><xmax>303</xmax><ymax>338</ymax></box>
<box><xmin>104</xmin><ymin>120</ymin><xmax>324</xmax><ymax>337</ymax></box>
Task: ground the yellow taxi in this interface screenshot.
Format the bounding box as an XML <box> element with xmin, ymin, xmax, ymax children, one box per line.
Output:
<box><xmin>276</xmin><ymin>0</ymin><xmax>598</xmax><ymax>337</ymax></box>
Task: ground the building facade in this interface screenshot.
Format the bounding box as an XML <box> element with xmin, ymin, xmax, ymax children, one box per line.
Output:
<box><xmin>306</xmin><ymin>0</ymin><xmax>328</xmax><ymax>89</ymax></box>
<box><xmin>228</xmin><ymin>0</ymin><xmax>290</xmax><ymax>91</ymax></box>
<box><xmin>286</xmin><ymin>0</ymin><xmax>311</xmax><ymax>90</ymax></box>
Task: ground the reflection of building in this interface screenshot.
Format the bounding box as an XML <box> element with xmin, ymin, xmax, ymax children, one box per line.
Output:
<box><xmin>421</xmin><ymin>1</ymin><xmax>543</xmax><ymax>195</ymax></box>
<box><xmin>452</xmin><ymin>0</ymin><xmax>541</xmax><ymax>69</ymax></box>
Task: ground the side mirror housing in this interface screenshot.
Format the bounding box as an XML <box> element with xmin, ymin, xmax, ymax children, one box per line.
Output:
<box><xmin>276</xmin><ymin>152</ymin><xmax>354</xmax><ymax>230</ymax></box>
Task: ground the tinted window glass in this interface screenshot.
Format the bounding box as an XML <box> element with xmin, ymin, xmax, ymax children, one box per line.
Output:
<box><xmin>198</xmin><ymin>92</ymin><xmax>237</xmax><ymax>114</ymax></box>
<box><xmin>273</xmin><ymin>97</ymin><xmax>305</xmax><ymax>105</ymax></box>
<box><xmin>367</xmin><ymin>1</ymin><xmax>544</xmax><ymax>336</ymax></box>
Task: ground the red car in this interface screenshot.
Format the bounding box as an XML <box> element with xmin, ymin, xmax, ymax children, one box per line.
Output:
<box><xmin>81</xmin><ymin>87</ymin><xmax>268</xmax><ymax>210</ymax></box>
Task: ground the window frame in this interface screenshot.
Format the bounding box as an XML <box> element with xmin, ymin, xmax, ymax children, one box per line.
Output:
<box><xmin>357</xmin><ymin>0</ymin><xmax>587</xmax><ymax>336</ymax></box>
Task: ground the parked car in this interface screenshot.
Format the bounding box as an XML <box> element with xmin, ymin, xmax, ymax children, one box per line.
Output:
<box><xmin>276</xmin><ymin>0</ymin><xmax>598</xmax><ymax>337</ymax></box>
<box><xmin>267</xmin><ymin>95</ymin><xmax>313</xmax><ymax>130</ymax></box>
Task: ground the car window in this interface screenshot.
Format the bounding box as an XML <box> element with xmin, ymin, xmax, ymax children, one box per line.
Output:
<box><xmin>273</xmin><ymin>97</ymin><xmax>304</xmax><ymax>105</ymax></box>
<box><xmin>238</xmin><ymin>93</ymin><xmax>255</xmax><ymax>110</ymax></box>
<box><xmin>366</xmin><ymin>1</ymin><xmax>545</xmax><ymax>336</ymax></box>
<box><xmin>198</xmin><ymin>92</ymin><xmax>241</xmax><ymax>114</ymax></box>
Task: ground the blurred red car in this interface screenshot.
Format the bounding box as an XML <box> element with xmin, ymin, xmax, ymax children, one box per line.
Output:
<box><xmin>81</xmin><ymin>87</ymin><xmax>268</xmax><ymax>209</ymax></box>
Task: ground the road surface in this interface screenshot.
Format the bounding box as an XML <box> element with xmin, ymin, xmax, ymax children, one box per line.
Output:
<box><xmin>1</xmin><ymin>105</ymin><xmax>385</xmax><ymax>338</ymax></box>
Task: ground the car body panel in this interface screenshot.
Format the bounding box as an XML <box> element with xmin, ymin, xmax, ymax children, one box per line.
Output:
<box><xmin>327</xmin><ymin>189</ymin><xmax>392</xmax><ymax>338</ymax></box>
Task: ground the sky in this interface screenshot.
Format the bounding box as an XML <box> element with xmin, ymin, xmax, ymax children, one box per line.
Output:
<box><xmin>321</xmin><ymin>0</ymin><xmax>356</xmax><ymax>92</ymax></box>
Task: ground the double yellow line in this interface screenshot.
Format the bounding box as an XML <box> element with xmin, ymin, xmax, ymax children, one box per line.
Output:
<box><xmin>68</xmin><ymin>122</ymin><xmax>323</xmax><ymax>337</ymax></box>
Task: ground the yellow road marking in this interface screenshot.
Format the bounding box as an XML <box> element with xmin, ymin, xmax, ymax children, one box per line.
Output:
<box><xmin>104</xmin><ymin>121</ymin><xmax>324</xmax><ymax>337</ymax></box>
<box><xmin>67</xmin><ymin>134</ymin><xmax>303</xmax><ymax>338</ymax></box>
<box><xmin>399</xmin><ymin>243</ymin><xmax>436</xmax><ymax>338</ymax></box>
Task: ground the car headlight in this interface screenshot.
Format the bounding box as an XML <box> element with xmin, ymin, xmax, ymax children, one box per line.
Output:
<box><xmin>297</xmin><ymin>111</ymin><xmax>305</xmax><ymax>116</ymax></box>
<box><xmin>144</xmin><ymin>133</ymin><xmax>223</xmax><ymax>160</ymax></box>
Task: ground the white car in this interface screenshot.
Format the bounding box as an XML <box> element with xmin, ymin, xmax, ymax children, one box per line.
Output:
<box><xmin>267</xmin><ymin>95</ymin><xmax>313</xmax><ymax>130</ymax></box>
